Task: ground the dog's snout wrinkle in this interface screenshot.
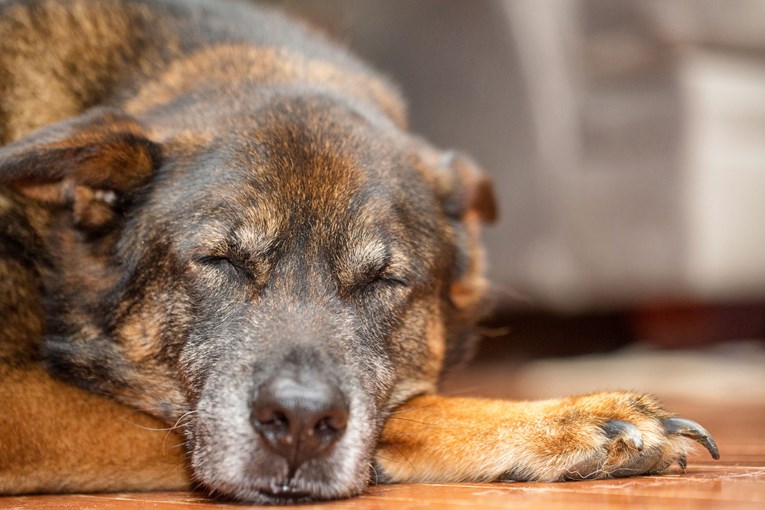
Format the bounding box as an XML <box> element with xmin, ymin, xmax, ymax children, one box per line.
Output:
<box><xmin>251</xmin><ymin>375</ymin><xmax>349</xmax><ymax>470</ymax></box>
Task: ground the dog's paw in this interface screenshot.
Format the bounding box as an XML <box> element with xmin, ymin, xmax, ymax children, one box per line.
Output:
<box><xmin>558</xmin><ymin>416</ymin><xmax>719</xmax><ymax>480</ymax></box>
<box><xmin>524</xmin><ymin>392</ymin><xmax>720</xmax><ymax>481</ymax></box>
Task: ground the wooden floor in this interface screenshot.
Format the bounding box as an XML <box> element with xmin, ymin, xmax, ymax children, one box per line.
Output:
<box><xmin>2</xmin><ymin>347</ymin><xmax>764</xmax><ymax>509</ymax></box>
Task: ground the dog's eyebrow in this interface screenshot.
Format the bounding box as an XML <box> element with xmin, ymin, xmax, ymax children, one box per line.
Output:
<box><xmin>334</xmin><ymin>233</ymin><xmax>412</xmax><ymax>288</ymax></box>
<box><xmin>343</xmin><ymin>238</ymin><xmax>389</xmax><ymax>274</ymax></box>
<box><xmin>179</xmin><ymin>216</ymin><xmax>277</xmax><ymax>260</ymax></box>
<box><xmin>230</xmin><ymin>224</ymin><xmax>276</xmax><ymax>258</ymax></box>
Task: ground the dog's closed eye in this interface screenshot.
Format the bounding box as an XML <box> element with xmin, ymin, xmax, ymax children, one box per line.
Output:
<box><xmin>357</xmin><ymin>267</ymin><xmax>409</xmax><ymax>296</ymax></box>
<box><xmin>364</xmin><ymin>269</ymin><xmax>408</xmax><ymax>289</ymax></box>
<box><xmin>197</xmin><ymin>255</ymin><xmax>251</xmax><ymax>281</ymax></box>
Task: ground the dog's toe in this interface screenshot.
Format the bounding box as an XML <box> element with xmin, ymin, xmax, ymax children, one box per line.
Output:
<box><xmin>602</xmin><ymin>419</ymin><xmax>644</xmax><ymax>451</ymax></box>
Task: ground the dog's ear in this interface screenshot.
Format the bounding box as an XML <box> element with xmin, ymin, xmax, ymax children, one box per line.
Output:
<box><xmin>416</xmin><ymin>147</ymin><xmax>497</xmax><ymax>366</ymax></box>
<box><xmin>0</xmin><ymin>107</ymin><xmax>160</xmax><ymax>230</ymax></box>
<box><xmin>436</xmin><ymin>151</ymin><xmax>497</xmax><ymax>224</ymax></box>
<box><xmin>414</xmin><ymin>146</ymin><xmax>497</xmax><ymax>311</ymax></box>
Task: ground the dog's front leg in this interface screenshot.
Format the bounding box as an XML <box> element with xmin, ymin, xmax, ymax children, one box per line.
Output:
<box><xmin>375</xmin><ymin>393</ymin><xmax>719</xmax><ymax>483</ymax></box>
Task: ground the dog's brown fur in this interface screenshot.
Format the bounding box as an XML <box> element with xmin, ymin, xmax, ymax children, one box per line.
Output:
<box><xmin>0</xmin><ymin>0</ymin><xmax>717</xmax><ymax>503</ymax></box>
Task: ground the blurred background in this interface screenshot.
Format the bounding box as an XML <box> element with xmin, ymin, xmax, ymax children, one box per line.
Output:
<box><xmin>262</xmin><ymin>0</ymin><xmax>765</xmax><ymax>408</ymax></box>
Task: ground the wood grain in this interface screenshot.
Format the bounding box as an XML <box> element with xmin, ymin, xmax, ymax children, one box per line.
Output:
<box><xmin>1</xmin><ymin>461</ymin><xmax>762</xmax><ymax>510</ymax></box>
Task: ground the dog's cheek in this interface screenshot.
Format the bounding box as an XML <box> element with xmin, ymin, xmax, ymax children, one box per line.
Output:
<box><xmin>173</xmin><ymin>302</ymin><xmax>249</xmax><ymax>402</ymax></box>
<box><xmin>82</xmin><ymin>257</ymin><xmax>199</xmax><ymax>418</ymax></box>
<box><xmin>437</xmin><ymin>216</ymin><xmax>492</xmax><ymax>369</ymax></box>
<box><xmin>379</xmin><ymin>301</ymin><xmax>445</xmax><ymax>409</ymax></box>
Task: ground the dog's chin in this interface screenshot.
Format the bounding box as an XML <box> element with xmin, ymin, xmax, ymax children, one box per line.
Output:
<box><xmin>193</xmin><ymin>452</ymin><xmax>371</xmax><ymax>504</ymax></box>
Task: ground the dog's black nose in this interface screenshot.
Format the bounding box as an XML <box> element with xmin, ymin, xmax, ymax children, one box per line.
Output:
<box><xmin>251</xmin><ymin>375</ymin><xmax>348</xmax><ymax>469</ymax></box>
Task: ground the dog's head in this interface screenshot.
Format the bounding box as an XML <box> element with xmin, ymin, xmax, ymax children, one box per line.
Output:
<box><xmin>0</xmin><ymin>91</ymin><xmax>495</xmax><ymax>502</ymax></box>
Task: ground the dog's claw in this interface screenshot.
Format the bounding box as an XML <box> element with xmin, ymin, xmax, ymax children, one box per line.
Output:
<box><xmin>603</xmin><ymin>419</ymin><xmax>644</xmax><ymax>450</ymax></box>
<box><xmin>678</xmin><ymin>454</ymin><xmax>687</xmax><ymax>471</ymax></box>
<box><xmin>662</xmin><ymin>418</ymin><xmax>720</xmax><ymax>460</ymax></box>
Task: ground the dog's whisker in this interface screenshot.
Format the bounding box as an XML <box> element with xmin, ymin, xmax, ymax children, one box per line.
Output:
<box><xmin>171</xmin><ymin>410</ymin><xmax>200</xmax><ymax>427</ymax></box>
<box><xmin>387</xmin><ymin>394</ymin><xmax>457</xmax><ymax>415</ymax></box>
<box><xmin>384</xmin><ymin>443</ymin><xmax>417</xmax><ymax>473</ymax></box>
<box><xmin>378</xmin><ymin>432</ymin><xmax>419</xmax><ymax>439</ymax></box>
<box><xmin>116</xmin><ymin>418</ymin><xmax>177</xmax><ymax>432</ymax></box>
<box><xmin>161</xmin><ymin>411</ymin><xmax>200</xmax><ymax>451</ymax></box>
<box><xmin>439</xmin><ymin>383</ymin><xmax>497</xmax><ymax>396</ymax></box>
<box><xmin>384</xmin><ymin>416</ymin><xmax>441</xmax><ymax>429</ymax></box>
<box><xmin>369</xmin><ymin>462</ymin><xmax>380</xmax><ymax>485</ymax></box>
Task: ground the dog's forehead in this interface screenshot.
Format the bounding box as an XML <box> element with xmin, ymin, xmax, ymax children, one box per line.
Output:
<box><xmin>211</xmin><ymin>153</ymin><xmax>406</xmax><ymax>251</ymax></box>
<box><xmin>150</xmin><ymin>93</ymin><xmax>445</xmax><ymax>262</ymax></box>
<box><xmin>225</xmin><ymin>102</ymin><xmax>426</xmax><ymax>229</ymax></box>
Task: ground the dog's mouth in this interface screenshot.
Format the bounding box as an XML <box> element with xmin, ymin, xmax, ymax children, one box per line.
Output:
<box><xmin>200</xmin><ymin>467</ymin><xmax>365</xmax><ymax>504</ymax></box>
<box><xmin>204</xmin><ymin>479</ymin><xmax>315</xmax><ymax>505</ymax></box>
<box><xmin>256</xmin><ymin>483</ymin><xmax>313</xmax><ymax>503</ymax></box>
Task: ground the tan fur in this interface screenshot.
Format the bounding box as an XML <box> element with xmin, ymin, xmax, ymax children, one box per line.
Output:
<box><xmin>0</xmin><ymin>366</ymin><xmax>188</xmax><ymax>494</ymax></box>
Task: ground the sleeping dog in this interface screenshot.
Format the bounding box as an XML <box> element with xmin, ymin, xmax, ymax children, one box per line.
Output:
<box><xmin>0</xmin><ymin>0</ymin><xmax>718</xmax><ymax>503</ymax></box>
